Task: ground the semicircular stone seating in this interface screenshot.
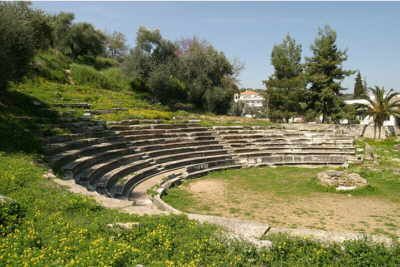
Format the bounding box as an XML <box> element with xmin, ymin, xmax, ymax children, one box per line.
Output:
<box><xmin>212</xmin><ymin>125</ymin><xmax>357</xmax><ymax>167</ymax></box>
<box><xmin>44</xmin><ymin>119</ymin><xmax>356</xmax><ymax>200</ymax></box>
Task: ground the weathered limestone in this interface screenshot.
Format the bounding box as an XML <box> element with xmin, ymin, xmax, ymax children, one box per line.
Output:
<box><xmin>213</xmin><ymin>126</ymin><xmax>356</xmax><ymax>167</ymax></box>
<box><xmin>317</xmin><ymin>170</ymin><xmax>368</xmax><ymax>190</ymax></box>
<box><xmin>45</xmin><ymin>119</ymin><xmax>356</xmax><ymax>200</ymax></box>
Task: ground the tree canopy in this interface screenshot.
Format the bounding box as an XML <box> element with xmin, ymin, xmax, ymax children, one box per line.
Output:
<box><xmin>123</xmin><ymin>28</ymin><xmax>239</xmax><ymax>113</ymax></box>
<box><xmin>0</xmin><ymin>2</ymin><xmax>53</xmax><ymax>90</ymax></box>
<box><xmin>264</xmin><ymin>34</ymin><xmax>306</xmax><ymax>122</ymax></box>
<box><xmin>361</xmin><ymin>86</ymin><xmax>400</xmax><ymax>138</ymax></box>
<box><xmin>305</xmin><ymin>25</ymin><xmax>354</xmax><ymax>122</ymax></box>
<box><xmin>353</xmin><ymin>71</ymin><xmax>366</xmax><ymax>98</ymax></box>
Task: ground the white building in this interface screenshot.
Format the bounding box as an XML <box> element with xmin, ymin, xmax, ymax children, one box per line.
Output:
<box><xmin>234</xmin><ymin>90</ymin><xmax>264</xmax><ymax>108</ymax></box>
<box><xmin>344</xmin><ymin>98</ymin><xmax>398</xmax><ymax>126</ymax></box>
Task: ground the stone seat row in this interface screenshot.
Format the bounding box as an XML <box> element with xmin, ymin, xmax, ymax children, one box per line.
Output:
<box><xmin>213</xmin><ymin>127</ymin><xmax>356</xmax><ymax>166</ymax></box>
<box><xmin>45</xmin><ymin>121</ymin><xmax>238</xmax><ymax>198</ymax></box>
<box><xmin>45</xmin><ymin>119</ymin><xmax>357</xmax><ymax>200</ymax></box>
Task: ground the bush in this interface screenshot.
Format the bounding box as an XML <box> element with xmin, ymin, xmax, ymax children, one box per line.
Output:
<box><xmin>32</xmin><ymin>50</ymin><xmax>71</xmax><ymax>82</ymax></box>
<box><xmin>101</xmin><ymin>68</ymin><xmax>131</xmax><ymax>91</ymax></box>
<box><xmin>203</xmin><ymin>86</ymin><xmax>234</xmax><ymax>114</ymax></box>
<box><xmin>76</xmin><ymin>55</ymin><xmax>118</xmax><ymax>70</ymax></box>
<box><xmin>71</xmin><ymin>64</ymin><xmax>130</xmax><ymax>90</ymax></box>
<box><xmin>0</xmin><ymin>196</ymin><xmax>25</xmax><ymax>235</ymax></box>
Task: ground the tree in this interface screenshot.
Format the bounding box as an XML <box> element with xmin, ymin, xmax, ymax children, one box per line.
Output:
<box><xmin>106</xmin><ymin>31</ymin><xmax>128</xmax><ymax>59</ymax></box>
<box><xmin>0</xmin><ymin>2</ymin><xmax>53</xmax><ymax>90</ymax></box>
<box><xmin>360</xmin><ymin>86</ymin><xmax>400</xmax><ymax>139</ymax></box>
<box><xmin>123</xmin><ymin>29</ymin><xmax>239</xmax><ymax>113</ymax></box>
<box><xmin>178</xmin><ymin>37</ymin><xmax>238</xmax><ymax>113</ymax></box>
<box><xmin>63</xmin><ymin>22</ymin><xmax>106</xmax><ymax>59</ymax></box>
<box><xmin>353</xmin><ymin>71</ymin><xmax>366</xmax><ymax>98</ymax></box>
<box><xmin>305</xmin><ymin>25</ymin><xmax>354</xmax><ymax>123</ymax></box>
<box><xmin>52</xmin><ymin>12</ymin><xmax>75</xmax><ymax>53</ymax></box>
<box><xmin>264</xmin><ymin>34</ymin><xmax>306</xmax><ymax>122</ymax></box>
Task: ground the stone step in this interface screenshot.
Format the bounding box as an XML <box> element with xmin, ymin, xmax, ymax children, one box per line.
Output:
<box><xmin>232</xmin><ymin>147</ymin><xmax>355</xmax><ymax>154</ymax></box>
<box><xmin>93</xmin><ymin>150</ymin><xmax>230</xmax><ymax>193</ymax></box>
<box><xmin>53</xmin><ymin>102</ymin><xmax>91</xmax><ymax>109</ymax></box>
<box><xmin>227</xmin><ymin>139</ymin><xmax>354</xmax><ymax>145</ymax></box>
<box><xmin>62</xmin><ymin>147</ymin><xmax>136</xmax><ymax>178</ymax></box>
<box><xmin>90</xmin><ymin>108</ymin><xmax>128</xmax><ymax>115</ymax></box>
<box><xmin>108</xmin><ymin>123</ymin><xmax>201</xmax><ymax>130</ymax></box>
<box><xmin>221</xmin><ymin>135</ymin><xmax>353</xmax><ymax>141</ymax></box>
<box><xmin>186</xmin><ymin>159</ymin><xmax>237</xmax><ymax>173</ymax></box>
<box><xmin>45</xmin><ymin>136</ymin><xmax>125</xmax><ymax>155</ymax></box>
<box><xmin>185</xmin><ymin>164</ymin><xmax>242</xmax><ymax>179</ymax></box>
<box><xmin>113</xmin><ymin>127</ymin><xmax>209</xmax><ymax>135</ymax></box>
<box><xmin>111</xmin><ymin>155</ymin><xmax>234</xmax><ymax>197</ymax></box>
<box><xmin>236</xmin><ymin>151</ymin><xmax>355</xmax><ymax>158</ymax></box>
<box><xmin>243</xmin><ymin>154</ymin><xmax>350</xmax><ymax>166</ymax></box>
<box><xmin>77</xmin><ymin>154</ymin><xmax>146</xmax><ymax>185</ymax></box>
<box><xmin>49</xmin><ymin>141</ymin><xmax>128</xmax><ymax>169</ymax></box>
<box><xmin>117</xmin><ymin>131</ymin><xmax>214</xmax><ymax>141</ymax></box>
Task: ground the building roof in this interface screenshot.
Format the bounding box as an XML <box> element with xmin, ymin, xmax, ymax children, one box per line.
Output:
<box><xmin>241</xmin><ymin>90</ymin><xmax>259</xmax><ymax>96</ymax></box>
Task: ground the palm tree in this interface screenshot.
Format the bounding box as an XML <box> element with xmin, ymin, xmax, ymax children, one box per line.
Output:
<box><xmin>362</xmin><ymin>86</ymin><xmax>400</xmax><ymax>139</ymax></box>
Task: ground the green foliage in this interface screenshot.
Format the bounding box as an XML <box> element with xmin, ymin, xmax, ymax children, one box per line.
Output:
<box><xmin>354</xmin><ymin>71</ymin><xmax>366</xmax><ymax>98</ymax></box>
<box><xmin>75</xmin><ymin>55</ymin><xmax>119</xmax><ymax>70</ymax></box>
<box><xmin>123</xmin><ymin>28</ymin><xmax>239</xmax><ymax>113</ymax></box>
<box><xmin>203</xmin><ymin>86</ymin><xmax>234</xmax><ymax>115</ymax></box>
<box><xmin>0</xmin><ymin>197</ymin><xmax>26</xmax><ymax>236</ymax></box>
<box><xmin>264</xmin><ymin>35</ymin><xmax>307</xmax><ymax>122</ymax></box>
<box><xmin>305</xmin><ymin>25</ymin><xmax>354</xmax><ymax>123</ymax></box>
<box><xmin>0</xmin><ymin>3</ymin><xmax>36</xmax><ymax>89</ymax></box>
<box><xmin>51</xmin><ymin>12</ymin><xmax>75</xmax><ymax>53</ymax></box>
<box><xmin>147</xmin><ymin>63</ymin><xmax>188</xmax><ymax>107</ymax></box>
<box><xmin>64</xmin><ymin>22</ymin><xmax>106</xmax><ymax>59</ymax></box>
<box><xmin>105</xmin><ymin>31</ymin><xmax>128</xmax><ymax>60</ymax></box>
<box><xmin>32</xmin><ymin>50</ymin><xmax>71</xmax><ymax>82</ymax></box>
<box><xmin>360</xmin><ymin>86</ymin><xmax>400</xmax><ymax>139</ymax></box>
<box><xmin>70</xmin><ymin>64</ymin><xmax>130</xmax><ymax>91</ymax></box>
<box><xmin>265</xmin><ymin>233</ymin><xmax>400</xmax><ymax>266</ymax></box>
<box><xmin>341</xmin><ymin>104</ymin><xmax>360</xmax><ymax>124</ymax></box>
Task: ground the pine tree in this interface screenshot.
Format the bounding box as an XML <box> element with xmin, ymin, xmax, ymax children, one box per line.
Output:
<box><xmin>353</xmin><ymin>71</ymin><xmax>365</xmax><ymax>98</ymax></box>
<box><xmin>263</xmin><ymin>34</ymin><xmax>306</xmax><ymax>122</ymax></box>
<box><xmin>305</xmin><ymin>25</ymin><xmax>354</xmax><ymax>123</ymax></box>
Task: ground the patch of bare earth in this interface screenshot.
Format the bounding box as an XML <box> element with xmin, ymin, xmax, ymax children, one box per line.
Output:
<box><xmin>183</xmin><ymin>179</ymin><xmax>400</xmax><ymax>237</ymax></box>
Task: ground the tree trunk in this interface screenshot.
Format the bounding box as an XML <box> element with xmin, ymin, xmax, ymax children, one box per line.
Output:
<box><xmin>378</xmin><ymin>125</ymin><xmax>382</xmax><ymax>139</ymax></box>
<box><xmin>373</xmin><ymin>124</ymin><xmax>377</xmax><ymax>139</ymax></box>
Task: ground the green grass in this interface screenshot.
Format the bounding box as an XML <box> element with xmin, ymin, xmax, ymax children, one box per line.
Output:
<box><xmin>162</xmin><ymin>186</ymin><xmax>198</xmax><ymax>211</ymax></box>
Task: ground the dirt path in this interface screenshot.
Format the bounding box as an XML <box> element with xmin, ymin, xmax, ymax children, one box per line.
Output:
<box><xmin>184</xmin><ymin>179</ymin><xmax>400</xmax><ymax>237</ymax></box>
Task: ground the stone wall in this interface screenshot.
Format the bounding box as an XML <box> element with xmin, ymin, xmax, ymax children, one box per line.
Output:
<box><xmin>278</xmin><ymin>123</ymin><xmax>399</xmax><ymax>139</ymax></box>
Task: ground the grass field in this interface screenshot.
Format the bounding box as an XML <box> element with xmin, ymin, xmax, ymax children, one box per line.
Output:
<box><xmin>163</xmin><ymin>139</ymin><xmax>400</xmax><ymax>239</ymax></box>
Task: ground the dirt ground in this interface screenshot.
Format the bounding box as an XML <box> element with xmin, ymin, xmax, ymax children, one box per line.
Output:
<box><xmin>184</xmin><ymin>179</ymin><xmax>400</xmax><ymax>237</ymax></box>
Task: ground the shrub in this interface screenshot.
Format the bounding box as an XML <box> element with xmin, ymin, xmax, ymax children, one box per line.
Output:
<box><xmin>71</xmin><ymin>64</ymin><xmax>130</xmax><ymax>90</ymax></box>
<box><xmin>0</xmin><ymin>196</ymin><xmax>25</xmax><ymax>235</ymax></box>
<box><xmin>76</xmin><ymin>55</ymin><xmax>119</xmax><ymax>70</ymax></box>
<box><xmin>101</xmin><ymin>67</ymin><xmax>131</xmax><ymax>91</ymax></box>
<box><xmin>32</xmin><ymin>50</ymin><xmax>71</xmax><ymax>82</ymax></box>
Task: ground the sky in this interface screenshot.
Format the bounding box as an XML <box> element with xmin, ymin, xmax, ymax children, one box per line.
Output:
<box><xmin>33</xmin><ymin>1</ymin><xmax>400</xmax><ymax>92</ymax></box>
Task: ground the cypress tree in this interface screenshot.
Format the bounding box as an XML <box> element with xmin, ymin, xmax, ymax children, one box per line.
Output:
<box><xmin>353</xmin><ymin>71</ymin><xmax>365</xmax><ymax>98</ymax></box>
